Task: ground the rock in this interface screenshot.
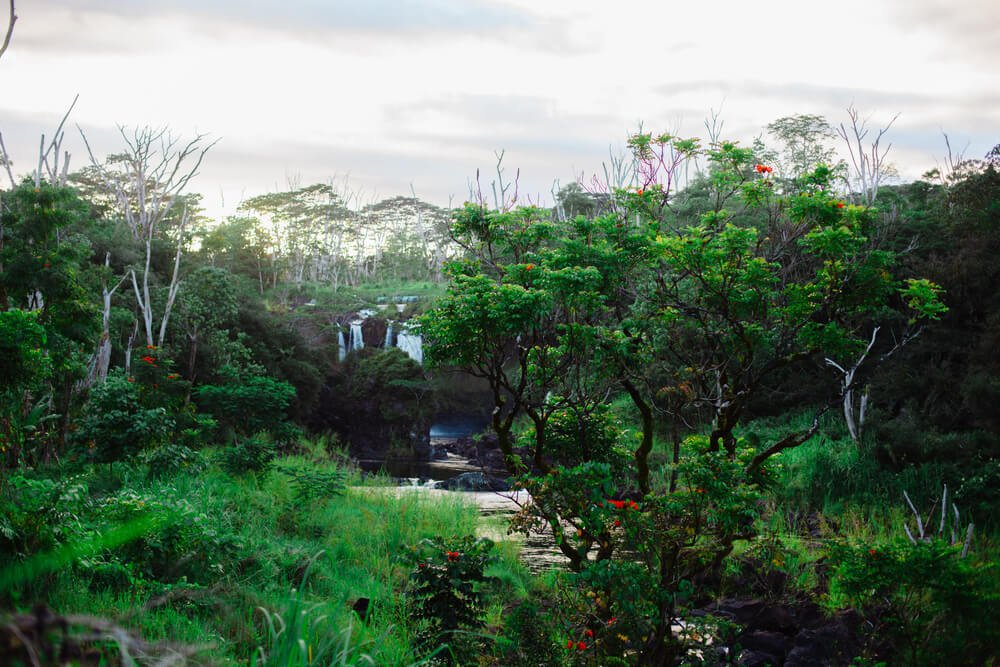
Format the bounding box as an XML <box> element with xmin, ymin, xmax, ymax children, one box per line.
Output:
<box><xmin>738</xmin><ymin>649</ymin><xmax>783</xmax><ymax>666</ymax></box>
<box><xmin>784</xmin><ymin>614</ymin><xmax>859</xmax><ymax>667</ymax></box>
<box><xmin>740</xmin><ymin>630</ymin><xmax>791</xmax><ymax>658</ymax></box>
<box><xmin>438</xmin><ymin>472</ymin><xmax>510</xmax><ymax>492</ymax></box>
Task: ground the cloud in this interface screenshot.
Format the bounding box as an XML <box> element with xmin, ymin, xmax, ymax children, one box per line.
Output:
<box><xmin>19</xmin><ymin>0</ymin><xmax>532</xmax><ymax>53</ymax></box>
<box><xmin>884</xmin><ymin>0</ymin><xmax>1000</xmax><ymax>66</ymax></box>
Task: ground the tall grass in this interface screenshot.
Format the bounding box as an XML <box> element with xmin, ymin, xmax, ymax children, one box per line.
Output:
<box><xmin>2</xmin><ymin>452</ymin><xmax>503</xmax><ymax>664</ymax></box>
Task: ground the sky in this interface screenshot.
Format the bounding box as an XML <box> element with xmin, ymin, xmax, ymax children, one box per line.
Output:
<box><xmin>0</xmin><ymin>0</ymin><xmax>997</xmax><ymax>219</ymax></box>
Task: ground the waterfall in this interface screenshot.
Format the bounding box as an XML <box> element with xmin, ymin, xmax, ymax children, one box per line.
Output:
<box><xmin>338</xmin><ymin>329</ymin><xmax>347</xmax><ymax>362</ymax></box>
<box><xmin>350</xmin><ymin>321</ymin><xmax>364</xmax><ymax>351</ymax></box>
<box><xmin>384</xmin><ymin>322</ymin><xmax>394</xmax><ymax>348</ymax></box>
<box><xmin>396</xmin><ymin>332</ymin><xmax>423</xmax><ymax>365</ymax></box>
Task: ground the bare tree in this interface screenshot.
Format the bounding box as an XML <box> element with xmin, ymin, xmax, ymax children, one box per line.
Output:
<box><xmin>837</xmin><ymin>105</ymin><xmax>899</xmax><ymax>205</ymax></box>
<box><xmin>79</xmin><ymin>125</ymin><xmax>218</xmax><ymax>347</ymax></box>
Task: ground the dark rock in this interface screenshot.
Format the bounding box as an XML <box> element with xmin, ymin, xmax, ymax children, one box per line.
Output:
<box><xmin>352</xmin><ymin>597</ymin><xmax>371</xmax><ymax>622</ymax></box>
<box><xmin>361</xmin><ymin>317</ymin><xmax>388</xmax><ymax>348</ymax></box>
<box><xmin>784</xmin><ymin>614</ymin><xmax>860</xmax><ymax>667</ymax></box>
<box><xmin>738</xmin><ymin>649</ymin><xmax>782</xmax><ymax>666</ymax></box>
<box><xmin>740</xmin><ymin>630</ymin><xmax>791</xmax><ymax>658</ymax></box>
<box><xmin>438</xmin><ymin>471</ymin><xmax>510</xmax><ymax>492</ymax></box>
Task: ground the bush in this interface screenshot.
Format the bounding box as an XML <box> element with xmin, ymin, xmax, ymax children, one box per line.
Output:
<box><xmin>74</xmin><ymin>371</ymin><xmax>174</xmax><ymax>464</ymax></box>
<box><xmin>404</xmin><ymin>535</ymin><xmax>496</xmax><ymax>663</ymax></box>
<box><xmin>222</xmin><ymin>433</ymin><xmax>277</xmax><ymax>475</ymax></box>
<box><xmin>195</xmin><ymin>372</ymin><xmax>296</xmax><ymax>442</ymax></box>
<box><xmin>830</xmin><ymin>538</ymin><xmax>1000</xmax><ymax>666</ymax></box>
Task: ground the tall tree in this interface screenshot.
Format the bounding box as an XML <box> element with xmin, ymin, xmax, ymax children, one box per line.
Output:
<box><xmin>80</xmin><ymin>126</ymin><xmax>217</xmax><ymax>348</ymax></box>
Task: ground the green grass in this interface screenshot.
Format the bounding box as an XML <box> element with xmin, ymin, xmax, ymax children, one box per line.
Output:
<box><xmin>1</xmin><ymin>452</ymin><xmax>528</xmax><ymax>665</ymax></box>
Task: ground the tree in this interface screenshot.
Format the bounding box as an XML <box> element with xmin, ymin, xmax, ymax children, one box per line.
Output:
<box><xmin>424</xmin><ymin>128</ymin><xmax>947</xmax><ymax>662</ymax></box>
<box><xmin>80</xmin><ymin>126</ymin><xmax>218</xmax><ymax>348</ymax></box>
<box><xmin>837</xmin><ymin>105</ymin><xmax>899</xmax><ymax>205</ymax></box>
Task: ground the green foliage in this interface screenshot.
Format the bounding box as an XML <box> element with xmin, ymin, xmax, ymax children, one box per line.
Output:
<box><xmin>403</xmin><ymin>535</ymin><xmax>496</xmax><ymax>662</ymax></box>
<box><xmin>73</xmin><ymin>371</ymin><xmax>174</xmax><ymax>464</ymax></box>
<box><xmin>529</xmin><ymin>404</ymin><xmax>625</xmax><ymax>467</ymax></box>
<box><xmin>830</xmin><ymin>539</ymin><xmax>1000</xmax><ymax>665</ymax></box>
<box><xmin>222</xmin><ymin>433</ymin><xmax>277</xmax><ymax>474</ymax></box>
<box><xmin>274</xmin><ymin>461</ymin><xmax>347</xmax><ymax>503</ymax></box>
<box><xmin>0</xmin><ymin>309</ymin><xmax>50</xmax><ymax>394</ymax></box>
<box><xmin>140</xmin><ymin>443</ymin><xmax>206</xmax><ymax>479</ymax></box>
<box><xmin>195</xmin><ymin>371</ymin><xmax>296</xmax><ymax>440</ymax></box>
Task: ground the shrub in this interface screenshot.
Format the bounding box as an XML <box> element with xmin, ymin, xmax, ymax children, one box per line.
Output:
<box><xmin>194</xmin><ymin>373</ymin><xmax>296</xmax><ymax>441</ymax></box>
<box><xmin>403</xmin><ymin>535</ymin><xmax>496</xmax><ymax>663</ymax></box>
<box><xmin>222</xmin><ymin>433</ymin><xmax>277</xmax><ymax>475</ymax></box>
<box><xmin>74</xmin><ymin>371</ymin><xmax>174</xmax><ymax>464</ymax></box>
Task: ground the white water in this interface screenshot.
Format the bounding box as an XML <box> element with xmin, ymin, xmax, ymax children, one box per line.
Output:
<box><xmin>396</xmin><ymin>332</ymin><xmax>423</xmax><ymax>364</ymax></box>
<box><xmin>350</xmin><ymin>322</ymin><xmax>364</xmax><ymax>351</ymax></box>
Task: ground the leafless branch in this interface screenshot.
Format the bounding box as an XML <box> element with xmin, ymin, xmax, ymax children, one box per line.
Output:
<box><xmin>0</xmin><ymin>131</ymin><xmax>15</xmax><ymax>188</ymax></box>
<box><xmin>0</xmin><ymin>0</ymin><xmax>16</xmax><ymax>61</ymax></box>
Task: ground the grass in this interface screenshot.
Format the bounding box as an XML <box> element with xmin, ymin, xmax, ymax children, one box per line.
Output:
<box><xmin>1</xmin><ymin>449</ymin><xmax>529</xmax><ymax>665</ymax></box>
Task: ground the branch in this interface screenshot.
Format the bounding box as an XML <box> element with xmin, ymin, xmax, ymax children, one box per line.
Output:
<box><xmin>0</xmin><ymin>0</ymin><xmax>15</xmax><ymax>61</ymax></box>
<box><xmin>746</xmin><ymin>406</ymin><xmax>828</xmax><ymax>476</ymax></box>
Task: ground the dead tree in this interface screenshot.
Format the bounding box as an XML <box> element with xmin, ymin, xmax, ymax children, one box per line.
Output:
<box><xmin>825</xmin><ymin>326</ymin><xmax>920</xmax><ymax>443</ymax></box>
<box><xmin>79</xmin><ymin>125</ymin><xmax>218</xmax><ymax>347</ymax></box>
<box><xmin>902</xmin><ymin>485</ymin><xmax>975</xmax><ymax>558</ymax></box>
<box><xmin>837</xmin><ymin>105</ymin><xmax>899</xmax><ymax>206</ymax></box>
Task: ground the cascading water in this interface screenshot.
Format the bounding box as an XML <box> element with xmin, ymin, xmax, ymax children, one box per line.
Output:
<box><xmin>338</xmin><ymin>329</ymin><xmax>347</xmax><ymax>362</ymax></box>
<box><xmin>396</xmin><ymin>331</ymin><xmax>423</xmax><ymax>364</ymax></box>
<box><xmin>384</xmin><ymin>322</ymin><xmax>394</xmax><ymax>348</ymax></box>
<box><xmin>350</xmin><ymin>321</ymin><xmax>364</xmax><ymax>351</ymax></box>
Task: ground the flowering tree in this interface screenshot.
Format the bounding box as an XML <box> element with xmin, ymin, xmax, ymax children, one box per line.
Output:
<box><xmin>423</xmin><ymin>127</ymin><xmax>947</xmax><ymax>661</ymax></box>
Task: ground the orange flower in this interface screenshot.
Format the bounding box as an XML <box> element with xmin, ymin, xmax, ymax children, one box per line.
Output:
<box><xmin>525</xmin><ymin>263</ymin><xmax>535</xmax><ymax>271</ymax></box>
<box><xmin>637</xmin><ymin>188</ymin><xmax>644</xmax><ymax>196</ymax></box>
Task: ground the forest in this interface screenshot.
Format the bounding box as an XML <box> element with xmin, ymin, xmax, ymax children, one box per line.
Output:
<box><xmin>1</xmin><ymin>19</ymin><xmax>999</xmax><ymax>662</ymax></box>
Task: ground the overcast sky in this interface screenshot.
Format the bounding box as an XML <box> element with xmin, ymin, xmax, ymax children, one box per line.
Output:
<box><xmin>1</xmin><ymin>0</ymin><xmax>997</xmax><ymax>217</ymax></box>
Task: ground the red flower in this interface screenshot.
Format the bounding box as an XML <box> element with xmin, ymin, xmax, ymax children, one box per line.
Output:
<box><xmin>146</xmin><ymin>345</ymin><xmax>157</xmax><ymax>350</ymax></box>
<box><xmin>141</xmin><ymin>355</ymin><xmax>156</xmax><ymax>364</ymax></box>
<box><xmin>445</xmin><ymin>551</ymin><xmax>460</xmax><ymax>562</ymax></box>
<box><xmin>607</xmin><ymin>499</ymin><xmax>626</xmax><ymax>509</ymax></box>
<box><xmin>127</xmin><ymin>377</ymin><xmax>135</xmax><ymax>383</ymax></box>
<box><xmin>755</xmin><ymin>164</ymin><xmax>773</xmax><ymax>174</ymax></box>
<box><xmin>869</xmin><ymin>548</ymin><xmax>877</xmax><ymax>556</ymax></box>
<box><xmin>836</xmin><ymin>202</ymin><xmax>845</xmax><ymax>209</ymax></box>
<box><xmin>418</xmin><ymin>562</ymin><xmax>427</xmax><ymax>569</ymax></box>
<box><xmin>577</xmin><ymin>641</ymin><xmax>587</xmax><ymax>650</ymax></box>
<box><xmin>43</xmin><ymin>262</ymin><xmax>51</xmax><ymax>268</ymax></box>
<box><xmin>614</xmin><ymin>519</ymin><xmax>621</xmax><ymax>527</ymax></box>
<box><xmin>696</xmin><ymin>488</ymin><xmax>705</xmax><ymax>493</ymax></box>
<box><xmin>629</xmin><ymin>500</ymin><xmax>639</xmax><ymax>510</ymax></box>
<box><xmin>607</xmin><ymin>617</ymin><xmax>617</xmax><ymax>626</ymax></box>
<box><xmin>637</xmin><ymin>188</ymin><xmax>644</xmax><ymax>196</ymax></box>
<box><xmin>566</xmin><ymin>640</ymin><xmax>574</xmax><ymax>650</ymax></box>
<box><xmin>584</xmin><ymin>629</ymin><xmax>594</xmax><ymax>638</ymax></box>
<box><xmin>525</xmin><ymin>263</ymin><xmax>535</xmax><ymax>271</ymax></box>
<box><xmin>166</xmin><ymin>373</ymin><xmax>180</xmax><ymax>380</ymax></box>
